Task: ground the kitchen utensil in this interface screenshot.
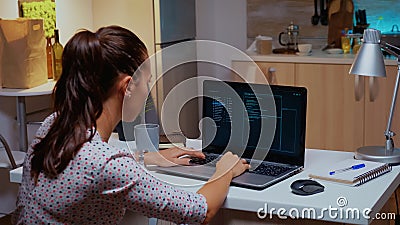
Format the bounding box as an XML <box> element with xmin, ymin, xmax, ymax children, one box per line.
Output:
<box><xmin>355</xmin><ymin>10</ymin><xmax>360</xmax><ymax>25</ymax></box>
<box><xmin>360</xmin><ymin>9</ymin><xmax>367</xmax><ymax>25</ymax></box>
<box><xmin>320</xmin><ymin>0</ymin><xmax>329</xmax><ymax>25</ymax></box>
<box><xmin>391</xmin><ymin>24</ymin><xmax>399</xmax><ymax>33</ymax></box>
<box><xmin>298</xmin><ymin>44</ymin><xmax>313</xmax><ymax>53</ymax></box>
<box><xmin>311</xmin><ymin>0</ymin><xmax>320</xmax><ymax>25</ymax></box>
<box><xmin>328</xmin><ymin>0</ymin><xmax>340</xmax><ymax>19</ymax></box>
<box><xmin>327</xmin><ymin>0</ymin><xmax>354</xmax><ymax>48</ymax></box>
<box><xmin>325</xmin><ymin>48</ymin><xmax>343</xmax><ymax>54</ymax></box>
<box><xmin>278</xmin><ymin>21</ymin><xmax>299</xmax><ymax>51</ymax></box>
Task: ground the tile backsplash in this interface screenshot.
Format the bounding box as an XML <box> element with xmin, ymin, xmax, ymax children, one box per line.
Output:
<box><xmin>247</xmin><ymin>0</ymin><xmax>400</xmax><ymax>50</ymax></box>
<box><xmin>355</xmin><ymin>0</ymin><xmax>400</xmax><ymax>34</ymax></box>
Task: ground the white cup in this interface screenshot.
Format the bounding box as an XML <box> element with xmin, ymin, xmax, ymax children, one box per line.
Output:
<box><xmin>185</xmin><ymin>138</ymin><xmax>202</xmax><ymax>151</ymax></box>
<box><xmin>134</xmin><ymin>124</ymin><xmax>159</xmax><ymax>165</ymax></box>
<box><xmin>298</xmin><ymin>44</ymin><xmax>312</xmax><ymax>53</ymax></box>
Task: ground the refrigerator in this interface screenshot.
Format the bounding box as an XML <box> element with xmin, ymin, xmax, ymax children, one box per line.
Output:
<box><xmin>91</xmin><ymin>0</ymin><xmax>199</xmax><ymax>139</ymax></box>
<box><xmin>153</xmin><ymin>0</ymin><xmax>200</xmax><ymax>139</ymax></box>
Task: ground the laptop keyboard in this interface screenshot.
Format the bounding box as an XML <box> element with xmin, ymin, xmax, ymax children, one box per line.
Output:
<box><xmin>190</xmin><ymin>153</ymin><xmax>292</xmax><ymax>177</ymax></box>
<box><xmin>189</xmin><ymin>153</ymin><xmax>219</xmax><ymax>166</ymax></box>
<box><xmin>249</xmin><ymin>163</ymin><xmax>292</xmax><ymax>177</ymax></box>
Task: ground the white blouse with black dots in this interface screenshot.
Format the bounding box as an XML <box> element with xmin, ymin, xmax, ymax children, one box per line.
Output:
<box><xmin>14</xmin><ymin>114</ymin><xmax>207</xmax><ymax>225</ymax></box>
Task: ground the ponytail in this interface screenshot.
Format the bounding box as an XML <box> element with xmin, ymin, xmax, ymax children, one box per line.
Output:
<box><xmin>31</xmin><ymin>26</ymin><xmax>147</xmax><ymax>181</ymax></box>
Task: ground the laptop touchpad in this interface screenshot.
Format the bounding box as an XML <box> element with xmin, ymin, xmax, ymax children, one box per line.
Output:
<box><xmin>233</xmin><ymin>173</ymin><xmax>275</xmax><ymax>185</ymax></box>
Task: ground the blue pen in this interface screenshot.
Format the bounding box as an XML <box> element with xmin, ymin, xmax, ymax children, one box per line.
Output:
<box><xmin>329</xmin><ymin>163</ymin><xmax>366</xmax><ymax>175</ymax></box>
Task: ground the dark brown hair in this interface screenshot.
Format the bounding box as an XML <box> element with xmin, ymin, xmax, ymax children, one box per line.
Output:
<box><xmin>31</xmin><ymin>26</ymin><xmax>147</xmax><ymax>181</ymax></box>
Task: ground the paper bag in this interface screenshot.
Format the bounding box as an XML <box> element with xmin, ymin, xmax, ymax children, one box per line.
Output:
<box><xmin>0</xmin><ymin>18</ymin><xmax>47</xmax><ymax>88</ymax></box>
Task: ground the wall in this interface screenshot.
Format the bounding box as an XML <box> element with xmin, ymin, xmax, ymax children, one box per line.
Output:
<box><xmin>0</xmin><ymin>0</ymin><xmax>19</xmax><ymax>18</ymax></box>
<box><xmin>55</xmin><ymin>0</ymin><xmax>93</xmax><ymax>45</ymax></box>
<box><xmin>91</xmin><ymin>0</ymin><xmax>155</xmax><ymax>54</ymax></box>
<box><xmin>247</xmin><ymin>0</ymin><xmax>329</xmax><ymax>50</ymax></box>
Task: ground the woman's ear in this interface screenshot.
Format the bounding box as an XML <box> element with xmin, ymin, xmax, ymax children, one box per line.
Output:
<box><xmin>120</xmin><ymin>76</ymin><xmax>133</xmax><ymax>99</ymax></box>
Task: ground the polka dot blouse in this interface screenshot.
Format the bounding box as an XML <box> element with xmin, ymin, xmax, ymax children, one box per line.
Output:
<box><xmin>14</xmin><ymin>114</ymin><xmax>207</xmax><ymax>224</ymax></box>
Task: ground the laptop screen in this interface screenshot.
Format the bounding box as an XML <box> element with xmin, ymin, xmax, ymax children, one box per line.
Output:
<box><xmin>202</xmin><ymin>80</ymin><xmax>307</xmax><ymax>166</ymax></box>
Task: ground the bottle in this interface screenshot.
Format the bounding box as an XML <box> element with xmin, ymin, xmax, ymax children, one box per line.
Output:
<box><xmin>46</xmin><ymin>37</ymin><xmax>54</xmax><ymax>79</ymax></box>
<box><xmin>352</xmin><ymin>36</ymin><xmax>361</xmax><ymax>54</ymax></box>
<box><xmin>52</xmin><ymin>29</ymin><xmax>63</xmax><ymax>81</ymax></box>
<box><xmin>341</xmin><ymin>28</ymin><xmax>351</xmax><ymax>54</ymax></box>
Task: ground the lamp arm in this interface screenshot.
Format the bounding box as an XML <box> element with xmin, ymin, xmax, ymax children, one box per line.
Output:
<box><xmin>381</xmin><ymin>41</ymin><xmax>400</xmax><ymax>58</ymax></box>
<box><xmin>383</xmin><ymin>54</ymin><xmax>400</xmax><ymax>151</ymax></box>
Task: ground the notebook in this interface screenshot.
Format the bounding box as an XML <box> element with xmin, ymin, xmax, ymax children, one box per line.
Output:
<box><xmin>309</xmin><ymin>159</ymin><xmax>392</xmax><ymax>186</ymax></box>
<box><xmin>156</xmin><ymin>80</ymin><xmax>307</xmax><ymax>190</ymax></box>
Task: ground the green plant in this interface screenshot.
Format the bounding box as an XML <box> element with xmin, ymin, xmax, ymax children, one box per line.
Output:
<box><xmin>22</xmin><ymin>0</ymin><xmax>56</xmax><ymax>38</ymax></box>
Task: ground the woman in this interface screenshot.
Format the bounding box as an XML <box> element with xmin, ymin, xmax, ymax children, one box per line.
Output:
<box><xmin>14</xmin><ymin>26</ymin><xmax>249</xmax><ymax>225</ymax></box>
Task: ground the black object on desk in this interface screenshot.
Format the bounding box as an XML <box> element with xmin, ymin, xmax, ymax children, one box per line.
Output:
<box><xmin>290</xmin><ymin>179</ymin><xmax>325</xmax><ymax>196</ymax></box>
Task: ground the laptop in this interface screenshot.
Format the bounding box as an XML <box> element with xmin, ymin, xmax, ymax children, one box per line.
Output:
<box><xmin>156</xmin><ymin>80</ymin><xmax>307</xmax><ymax>190</ymax></box>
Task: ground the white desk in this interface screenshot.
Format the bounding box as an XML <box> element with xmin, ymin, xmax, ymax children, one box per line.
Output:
<box><xmin>0</xmin><ymin>80</ymin><xmax>55</xmax><ymax>151</ymax></box>
<box><xmin>10</xmin><ymin>146</ymin><xmax>400</xmax><ymax>225</ymax></box>
<box><xmin>150</xmin><ymin>149</ymin><xmax>400</xmax><ymax>225</ymax></box>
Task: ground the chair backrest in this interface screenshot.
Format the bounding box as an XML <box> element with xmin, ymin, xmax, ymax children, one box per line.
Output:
<box><xmin>0</xmin><ymin>134</ymin><xmax>17</xmax><ymax>169</ymax></box>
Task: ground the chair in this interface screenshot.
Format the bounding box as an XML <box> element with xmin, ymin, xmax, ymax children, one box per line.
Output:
<box><xmin>0</xmin><ymin>134</ymin><xmax>25</xmax><ymax>169</ymax></box>
<box><xmin>0</xmin><ymin>134</ymin><xmax>25</xmax><ymax>220</ymax></box>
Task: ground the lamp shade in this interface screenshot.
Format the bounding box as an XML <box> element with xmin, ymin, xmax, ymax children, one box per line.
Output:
<box><xmin>349</xmin><ymin>29</ymin><xmax>386</xmax><ymax>77</ymax></box>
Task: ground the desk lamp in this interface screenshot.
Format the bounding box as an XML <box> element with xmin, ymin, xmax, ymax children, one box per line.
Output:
<box><xmin>349</xmin><ymin>28</ymin><xmax>400</xmax><ymax>164</ymax></box>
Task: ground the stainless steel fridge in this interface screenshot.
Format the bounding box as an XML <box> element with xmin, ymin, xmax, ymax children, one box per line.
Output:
<box><xmin>153</xmin><ymin>0</ymin><xmax>200</xmax><ymax>139</ymax></box>
<box><xmin>92</xmin><ymin>0</ymin><xmax>199</xmax><ymax>141</ymax></box>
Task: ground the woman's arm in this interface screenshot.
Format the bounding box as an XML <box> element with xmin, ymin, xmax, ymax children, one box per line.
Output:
<box><xmin>197</xmin><ymin>152</ymin><xmax>249</xmax><ymax>224</ymax></box>
<box><xmin>144</xmin><ymin>149</ymin><xmax>249</xmax><ymax>224</ymax></box>
<box><xmin>99</xmin><ymin>154</ymin><xmax>208</xmax><ymax>225</ymax></box>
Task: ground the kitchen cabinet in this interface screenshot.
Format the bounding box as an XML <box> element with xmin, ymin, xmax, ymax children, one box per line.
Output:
<box><xmin>364</xmin><ymin>65</ymin><xmax>400</xmax><ymax>148</ymax></box>
<box><xmin>297</xmin><ymin>64</ymin><xmax>400</xmax><ymax>152</ymax></box>
<box><xmin>231</xmin><ymin>59</ymin><xmax>399</xmax><ymax>152</ymax></box>
<box><xmin>231</xmin><ymin>61</ymin><xmax>295</xmax><ymax>86</ymax></box>
<box><xmin>295</xmin><ymin>63</ymin><xmax>364</xmax><ymax>152</ymax></box>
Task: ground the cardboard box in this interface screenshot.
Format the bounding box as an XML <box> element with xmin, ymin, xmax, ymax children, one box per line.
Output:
<box><xmin>0</xmin><ymin>18</ymin><xmax>47</xmax><ymax>88</ymax></box>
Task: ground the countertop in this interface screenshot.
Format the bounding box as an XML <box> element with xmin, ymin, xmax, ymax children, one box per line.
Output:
<box><xmin>235</xmin><ymin>50</ymin><xmax>397</xmax><ymax>66</ymax></box>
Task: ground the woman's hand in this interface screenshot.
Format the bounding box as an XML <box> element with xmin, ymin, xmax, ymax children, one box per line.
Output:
<box><xmin>214</xmin><ymin>151</ymin><xmax>250</xmax><ymax>179</ymax></box>
<box><xmin>144</xmin><ymin>147</ymin><xmax>205</xmax><ymax>167</ymax></box>
<box><xmin>197</xmin><ymin>152</ymin><xmax>250</xmax><ymax>224</ymax></box>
